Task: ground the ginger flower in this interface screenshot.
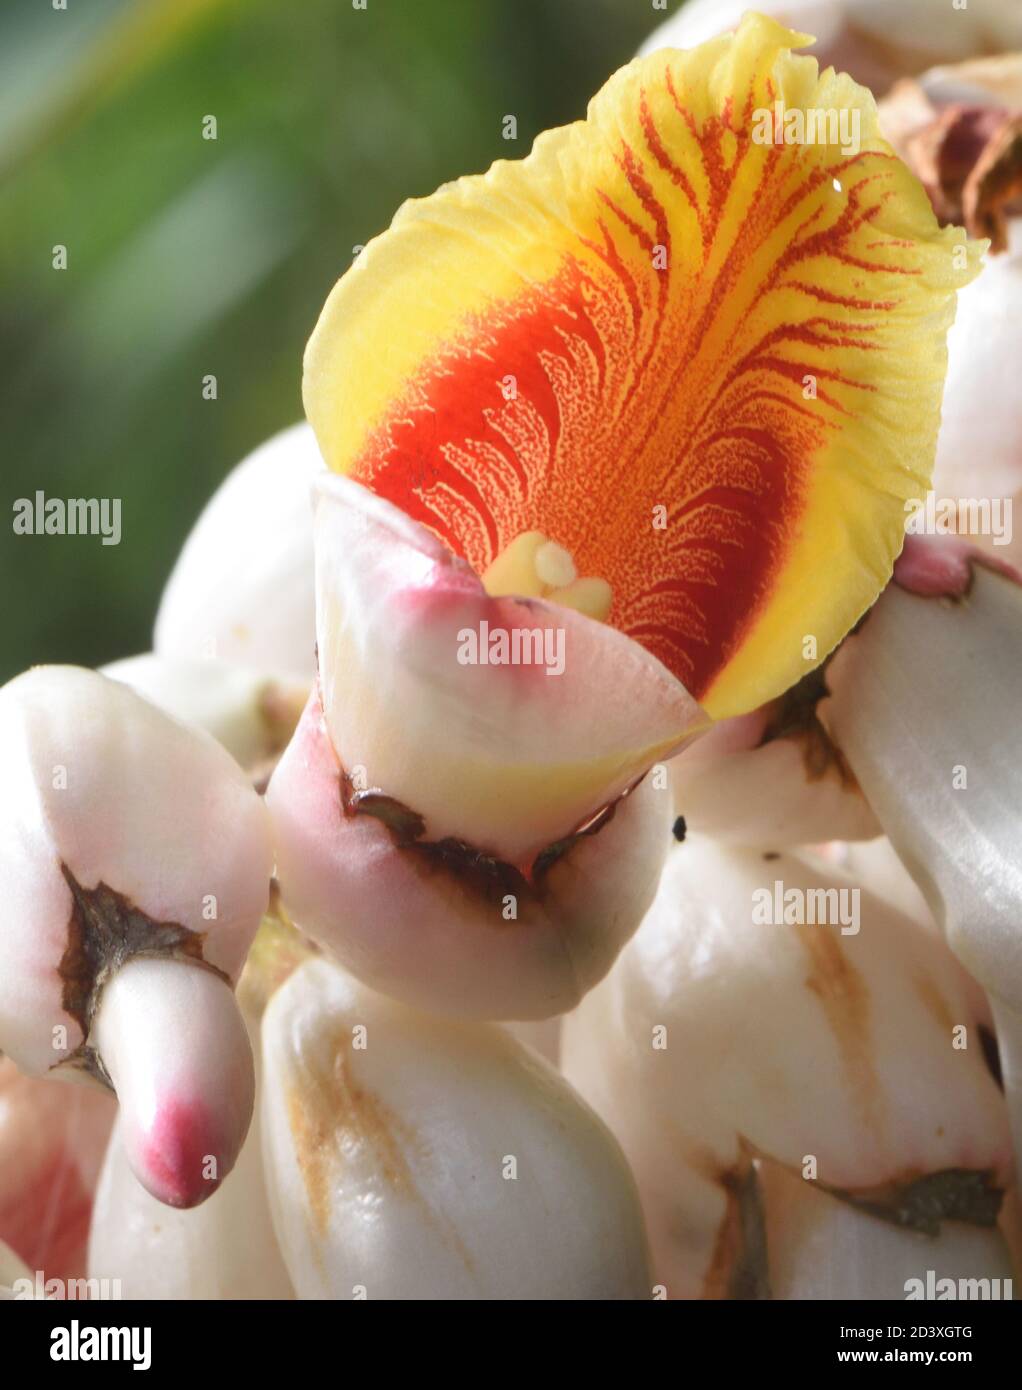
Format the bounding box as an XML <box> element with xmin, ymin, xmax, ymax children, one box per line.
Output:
<box><xmin>269</xmin><ymin>14</ymin><xmax>978</xmax><ymax>1018</ymax></box>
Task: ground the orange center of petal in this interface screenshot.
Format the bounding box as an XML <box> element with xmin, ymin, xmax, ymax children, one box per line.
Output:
<box><xmin>350</xmin><ymin>241</ymin><xmax>812</xmax><ymax>698</ymax></box>
<box><xmin>305</xmin><ymin>14</ymin><xmax>976</xmax><ymax>717</ymax></box>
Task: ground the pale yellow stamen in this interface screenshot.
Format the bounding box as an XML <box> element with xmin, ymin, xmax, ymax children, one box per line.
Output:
<box><xmin>481</xmin><ymin>530</ymin><xmax>548</xmax><ymax>598</ymax></box>
<box><xmin>551</xmin><ymin>577</ymin><xmax>613</xmax><ymax>622</ymax></box>
<box><xmin>482</xmin><ymin>531</ymin><xmax>612</xmax><ymax>621</ymax></box>
<box><xmin>534</xmin><ymin>541</ymin><xmax>577</xmax><ymax>590</ymax></box>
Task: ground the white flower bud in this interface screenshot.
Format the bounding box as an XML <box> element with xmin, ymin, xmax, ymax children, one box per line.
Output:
<box><xmin>88</xmin><ymin>1012</ymin><xmax>293</xmax><ymax>1298</ymax></box>
<box><xmin>102</xmin><ymin>653</ymin><xmax>307</xmax><ymax>772</ymax></box>
<box><xmin>0</xmin><ymin>666</ymin><xmax>273</xmax><ymax>1207</ymax></box>
<box><xmin>154</xmin><ymin>423</ymin><xmax>324</xmax><ymax>680</ymax></box>
<box><xmin>670</xmin><ymin>697</ymin><xmax>879</xmax><ymax>848</ymax></box>
<box><xmin>825</xmin><ymin>558</ymin><xmax>1022</xmax><ymax>1185</ymax></box>
<box><xmin>260</xmin><ymin>958</ymin><xmax>652</xmax><ymax>1299</ymax></box>
<box><xmin>563</xmin><ymin>838</ymin><xmax>1011</xmax><ymax>1298</ymax></box>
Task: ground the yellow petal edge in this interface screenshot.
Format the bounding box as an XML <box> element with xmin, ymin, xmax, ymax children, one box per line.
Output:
<box><xmin>304</xmin><ymin>12</ymin><xmax>983</xmax><ymax>719</ymax></box>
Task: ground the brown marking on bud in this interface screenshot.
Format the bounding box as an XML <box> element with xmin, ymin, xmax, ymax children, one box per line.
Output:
<box><xmin>820</xmin><ymin>1167</ymin><xmax>1003</xmax><ymax>1234</ymax></box>
<box><xmin>285</xmin><ymin>1026</ymin><xmax>474</xmax><ymax>1270</ymax></box>
<box><xmin>56</xmin><ymin>863</ymin><xmax>228</xmax><ymax>1068</ymax></box>
<box><xmin>913</xmin><ymin>970</ymin><xmax>956</xmax><ymax>1037</ymax></box>
<box><xmin>336</xmin><ymin>765</ymin><xmax>629</xmax><ymax>910</ymax></box>
<box><xmin>702</xmin><ymin>1142</ymin><xmax>770</xmax><ymax>1300</ymax></box>
<box><xmin>797</xmin><ymin>925</ymin><xmax>883</xmax><ymax>1141</ymax></box>
<box><xmin>757</xmin><ymin>665</ymin><xmax>860</xmax><ymax>791</ymax></box>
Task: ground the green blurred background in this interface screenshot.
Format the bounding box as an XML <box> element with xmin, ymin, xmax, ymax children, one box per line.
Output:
<box><xmin>1</xmin><ymin>0</ymin><xmax>679</xmax><ymax>683</ymax></box>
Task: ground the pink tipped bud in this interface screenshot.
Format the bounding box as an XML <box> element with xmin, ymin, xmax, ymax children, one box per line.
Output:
<box><xmin>0</xmin><ymin>665</ymin><xmax>273</xmax><ymax>1208</ymax></box>
<box><xmin>93</xmin><ymin>960</ymin><xmax>255</xmax><ymax>1208</ymax></box>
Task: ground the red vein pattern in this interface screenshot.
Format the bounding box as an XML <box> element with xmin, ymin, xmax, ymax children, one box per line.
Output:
<box><xmin>307</xmin><ymin>16</ymin><xmax>971</xmax><ymax>714</ymax></box>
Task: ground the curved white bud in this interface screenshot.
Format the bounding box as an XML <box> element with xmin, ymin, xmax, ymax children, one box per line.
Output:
<box><xmin>267</xmin><ymin>686</ymin><xmax>672</xmax><ymax>1020</ymax></box>
<box><xmin>562</xmin><ymin>838</ymin><xmax>1011</xmax><ymax>1299</ymax></box>
<box><xmin>88</xmin><ymin>1014</ymin><xmax>292</xmax><ymax>1297</ymax></box>
<box><xmin>102</xmin><ymin>653</ymin><xmax>307</xmax><ymax>773</ymax></box>
<box><xmin>311</xmin><ymin>474</ymin><xmax>704</xmax><ymax>865</ymax></box>
<box><xmin>759</xmin><ymin>1157</ymin><xmax>1015</xmax><ymax>1300</ymax></box>
<box><xmin>825</xmin><ymin>563</ymin><xmax>1022</xmax><ymax>1005</ymax></box>
<box><xmin>0</xmin><ymin>666</ymin><xmax>271</xmax><ymax>1209</ymax></box>
<box><xmin>91</xmin><ymin>959</ymin><xmax>255</xmax><ymax>1209</ymax></box>
<box><xmin>824</xmin><ymin>558</ymin><xmax>1022</xmax><ymax>1177</ymax></box>
<box><xmin>154</xmin><ymin>423</ymin><xmax>324</xmax><ymax>680</ymax></box>
<box><xmin>260</xmin><ymin>957</ymin><xmax>652</xmax><ymax>1299</ymax></box>
<box><xmin>670</xmin><ymin>708</ymin><xmax>879</xmax><ymax>848</ymax></box>
<box><xmin>0</xmin><ymin>665</ymin><xmax>272</xmax><ymax>1077</ymax></box>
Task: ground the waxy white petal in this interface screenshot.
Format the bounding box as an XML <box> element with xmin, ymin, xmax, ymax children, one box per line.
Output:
<box><xmin>825</xmin><ymin>561</ymin><xmax>1022</xmax><ymax>1174</ymax></box>
<box><xmin>92</xmin><ymin>959</ymin><xmax>255</xmax><ymax>1209</ymax></box>
<box><xmin>154</xmin><ymin>423</ymin><xmax>324</xmax><ymax>680</ymax></box>
<box><xmin>88</xmin><ymin>1015</ymin><xmax>292</xmax><ymax>1298</ymax></box>
<box><xmin>312</xmin><ymin>474</ymin><xmax>704</xmax><ymax>864</ymax></box>
<box><xmin>102</xmin><ymin>653</ymin><xmax>307</xmax><ymax>772</ymax></box>
<box><xmin>260</xmin><ymin>958</ymin><xmax>651</xmax><ymax>1299</ymax></box>
<box><xmin>562</xmin><ymin>838</ymin><xmax>1011</xmax><ymax>1298</ymax></box>
<box><xmin>267</xmin><ymin>686</ymin><xmax>672</xmax><ymax>1020</ymax></box>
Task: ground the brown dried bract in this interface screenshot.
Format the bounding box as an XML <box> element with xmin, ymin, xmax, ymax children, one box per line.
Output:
<box><xmin>821</xmin><ymin>1167</ymin><xmax>1003</xmax><ymax>1235</ymax></box>
<box><xmin>339</xmin><ymin>767</ymin><xmax>627</xmax><ymax>906</ymax></box>
<box><xmin>882</xmin><ymin>78</ymin><xmax>1022</xmax><ymax>252</ymax></box>
<box><xmin>56</xmin><ymin>862</ymin><xmax>227</xmax><ymax>1082</ymax></box>
<box><xmin>703</xmin><ymin>1143</ymin><xmax>771</xmax><ymax>1301</ymax></box>
<box><xmin>757</xmin><ymin>665</ymin><xmax>859</xmax><ymax>790</ymax></box>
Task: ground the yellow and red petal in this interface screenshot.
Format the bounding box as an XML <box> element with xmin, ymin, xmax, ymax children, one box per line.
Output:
<box><xmin>303</xmin><ymin>11</ymin><xmax>981</xmax><ymax>719</ymax></box>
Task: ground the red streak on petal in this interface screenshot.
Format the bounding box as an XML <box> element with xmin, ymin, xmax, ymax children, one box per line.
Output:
<box><xmin>348</xmin><ymin>105</ymin><xmax>918</xmax><ymax>699</ymax></box>
<box><xmin>352</xmin><ymin>259</ymin><xmax>808</xmax><ymax>700</ymax></box>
